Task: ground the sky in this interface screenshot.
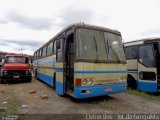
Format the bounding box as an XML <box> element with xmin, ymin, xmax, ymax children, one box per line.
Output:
<box><xmin>0</xmin><ymin>0</ymin><xmax>160</xmax><ymax>55</ymax></box>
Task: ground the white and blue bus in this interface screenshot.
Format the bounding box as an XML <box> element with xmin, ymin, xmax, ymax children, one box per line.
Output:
<box><xmin>124</xmin><ymin>38</ymin><xmax>160</xmax><ymax>93</ymax></box>
<box><xmin>33</xmin><ymin>23</ymin><xmax>127</xmax><ymax>99</ymax></box>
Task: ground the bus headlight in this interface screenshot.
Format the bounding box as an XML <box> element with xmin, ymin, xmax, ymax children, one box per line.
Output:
<box><xmin>82</xmin><ymin>78</ymin><xmax>93</xmax><ymax>85</ymax></box>
<box><xmin>82</xmin><ymin>79</ymin><xmax>87</xmax><ymax>85</ymax></box>
<box><xmin>87</xmin><ymin>78</ymin><xmax>93</xmax><ymax>85</ymax></box>
<box><xmin>120</xmin><ymin>76</ymin><xmax>126</xmax><ymax>82</ymax></box>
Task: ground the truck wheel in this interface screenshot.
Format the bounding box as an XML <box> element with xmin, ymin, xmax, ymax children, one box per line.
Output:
<box><xmin>0</xmin><ymin>79</ymin><xmax>4</xmax><ymax>84</ymax></box>
<box><xmin>27</xmin><ymin>79</ymin><xmax>32</xmax><ymax>82</ymax></box>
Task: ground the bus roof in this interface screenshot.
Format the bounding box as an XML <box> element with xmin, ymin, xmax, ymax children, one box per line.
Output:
<box><xmin>124</xmin><ymin>37</ymin><xmax>160</xmax><ymax>47</ymax></box>
<box><xmin>34</xmin><ymin>23</ymin><xmax>121</xmax><ymax>53</ymax></box>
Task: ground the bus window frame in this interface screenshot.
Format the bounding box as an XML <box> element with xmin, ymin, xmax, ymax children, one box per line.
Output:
<box><xmin>138</xmin><ymin>43</ymin><xmax>156</xmax><ymax>68</ymax></box>
<box><xmin>46</xmin><ymin>42</ymin><xmax>54</xmax><ymax>56</ymax></box>
<box><xmin>124</xmin><ymin>45</ymin><xmax>139</xmax><ymax>60</ymax></box>
<box><xmin>56</xmin><ymin>38</ymin><xmax>63</xmax><ymax>62</ymax></box>
<box><xmin>74</xmin><ymin>27</ymin><xmax>126</xmax><ymax>64</ymax></box>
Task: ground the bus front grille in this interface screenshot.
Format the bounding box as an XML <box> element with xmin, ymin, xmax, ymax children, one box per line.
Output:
<box><xmin>94</xmin><ymin>79</ymin><xmax>119</xmax><ymax>85</ymax></box>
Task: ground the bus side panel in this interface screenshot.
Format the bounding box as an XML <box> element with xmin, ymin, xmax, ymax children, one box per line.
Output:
<box><xmin>37</xmin><ymin>71</ymin><xmax>53</xmax><ymax>85</ymax></box>
<box><xmin>34</xmin><ymin>55</ymin><xmax>55</xmax><ymax>86</ymax></box>
<box><xmin>55</xmin><ymin>62</ymin><xmax>64</xmax><ymax>95</ymax></box>
<box><xmin>138</xmin><ymin>62</ymin><xmax>157</xmax><ymax>92</ymax></box>
<box><xmin>138</xmin><ymin>81</ymin><xmax>157</xmax><ymax>93</ymax></box>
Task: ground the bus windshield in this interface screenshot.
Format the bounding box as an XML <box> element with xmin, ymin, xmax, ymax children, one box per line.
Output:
<box><xmin>76</xmin><ymin>28</ymin><xmax>125</xmax><ymax>62</ymax></box>
<box><xmin>6</xmin><ymin>56</ymin><xmax>28</xmax><ymax>63</ymax></box>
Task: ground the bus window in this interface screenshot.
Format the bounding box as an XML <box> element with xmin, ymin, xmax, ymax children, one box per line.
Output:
<box><xmin>56</xmin><ymin>39</ymin><xmax>63</xmax><ymax>61</ymax></box>
<box><xmin>104</xmin><ymin>32</ymin><xmax>125</xmax><ymax>62</ymax></box>
<box><xmin>47</xmin><ymin>42</ymin><xmax>53</xmax><ymax>55</ymax></box>
<box><xmin>42</xmin><ymin>47</ymin><xmax>47</xmax><ymax>57</ymax></box>
<box><xmin>76</xmin><ymin>28</ymin><xmax>107</xmax><ymax>61</ymax></box>
<box><xmin>39</xmin><ymin>50</ymin><xmax>42</xmax><ymax>58</ymax></box>
<box><xmin>54</xmin><ymin>41</ymin><xmax>56</xmax><ymax>54</ymax></box>
<box><xmin>125</xmin><ymin>46</ymin><xmax>138</xmax><ymax>59</ymax></box>
<box><xmin>139</xmin><ymin>45</ymin><xmax>155</xmax><ymax>67</ymax></box>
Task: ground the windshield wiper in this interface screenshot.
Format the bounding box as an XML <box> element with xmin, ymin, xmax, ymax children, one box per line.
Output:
<box><xmin>109</xmin><ymin>45</ymin><xmax>120</xmax><ymax>62</ymax></box>
<box><xmin>106</xmin><ymin>38</ymin><xmax>120</xmax><ymax>62</ymax></box>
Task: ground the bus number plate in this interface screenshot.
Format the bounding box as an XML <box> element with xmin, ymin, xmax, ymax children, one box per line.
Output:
<box><xmin>105</xmin><ymin>88</ymin><xmax>112</xmax><ymax>91</ymax></box>
<box><xmin>13</xmin><ymin>76</ymin><xmax>19</xmax><ymax>78</ymax></box>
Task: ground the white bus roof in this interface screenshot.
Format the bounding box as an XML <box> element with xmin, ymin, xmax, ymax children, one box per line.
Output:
<box><xmin>124</xmin><ymin>37</ymin><xmax>160</xmax><ymax>47</ymax></box>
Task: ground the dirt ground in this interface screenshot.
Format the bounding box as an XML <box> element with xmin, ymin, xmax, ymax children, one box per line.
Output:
<box><xmin>0</xmin><ymin>77</ymin><xmax>160</xmax><ymax>114</ymax></box>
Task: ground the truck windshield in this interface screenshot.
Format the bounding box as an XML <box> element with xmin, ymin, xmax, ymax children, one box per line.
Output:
<box><xmin>76</xmin><ymin>28</ymin><xmax>125</xmax><ymax>62</ymax></box>
<box><xmin>6</xmin><ymin>56</ymin><xmax>28</xmax><ymax>63</ymax></box>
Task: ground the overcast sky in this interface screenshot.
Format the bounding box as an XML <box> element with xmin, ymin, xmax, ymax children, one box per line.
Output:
<box><xmin>0</xmin><ymin>0</ymin><xmax>160</xmax><ymax>55</ymax></box>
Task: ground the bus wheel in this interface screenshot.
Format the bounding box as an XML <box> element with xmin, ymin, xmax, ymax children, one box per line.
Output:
<box><xmin>34</xmin><ymin>70</ymin><xmax>38</xmax><ymax>79</ymax></box>
<box><xmin>27</xmin><ymin>78</ymin><xmax>32</xmax><ymax>82</ymax></box>
<box><xmin>127</xmin><ymin>76</ymin><xmax>137</xmax><ymax>90</ymax></box>
<box><xmin>53</xmin><ymin>73</ymin><xmax>56</xmax><ymax>89</ymax></box>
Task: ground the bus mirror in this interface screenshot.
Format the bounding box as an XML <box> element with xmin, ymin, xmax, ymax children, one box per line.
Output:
<box><xmin>56</xmin><ymin>40</ymin><xmax>60</xmax><ymax>49</ymax></box>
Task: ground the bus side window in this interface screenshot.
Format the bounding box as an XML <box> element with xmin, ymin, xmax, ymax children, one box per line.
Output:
<box><xmin>125</xmin><ymin>46</ymin><xmax>138</xmax><ymax>59</ymax></box>
<box><xmin>47</xmin><ymin>42</ymin><xmax>53</xmax><ymax>55</ymax></box>
<box><xmin>139</xmin><ymin>45</ymin><xmax>155</xmax><ymax>67</ymax></box>
<box><xmin>54</xmin><ymin>41</ymin><xmax>57</xmax><ymax>54</ymax></box>
<box><xmin>56</xmin><ymin>39</ymin><xmax>63</xmax><ymax>61</ymax></box>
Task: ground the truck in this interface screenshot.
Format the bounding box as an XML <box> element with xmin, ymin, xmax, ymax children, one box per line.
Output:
<box><xmin>0</xmin><ymin>54</ymin><xmax>32</xmax><ymax>83</ymax></box>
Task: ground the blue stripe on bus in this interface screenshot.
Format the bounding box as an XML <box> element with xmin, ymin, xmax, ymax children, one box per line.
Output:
<box><xmin>74</xmin><ymin>70</ymin><xmax>127</xmax><ymax>74</ymax></box>
<box><xmin>137</xmin><ymin>81</ymin><xmax>157</xmax><ymax>93</ymax></box>
<box><xmin>37</xmin><ymin>72</ymin><xmax>54</xmax><ymax>86</ymax></box>
<box><xmin>55</xmin><ymin>81</ymin><xmax>64</xmax><ymax>95</ymax></box>
<box><xmin>37</xmin><ymin>72</ymin><xmax>64</xmax><ymax>95</ymax></box>
<box><xmin>128</xmin><ymin>71</ymin><xmax>138</xmax><ymax>74</ymax></box>
<box><xmin>55</xmin><ymin>70</ymin><xmax>127</xmax><ymax>74</ymax></box>
<box><xmin>55</xmin><ymin>70</ymin><xmax>139</xmax><ymax>74</ymax></box>
<box><xmin>55</xmin><ymin>69</ymin><xmax>63</xmax><ymax>72</ymax></box>
<box><xmin>74</xmin><ymin>82</ymin><xmax>127</xmax><ymax>99</ymax></box>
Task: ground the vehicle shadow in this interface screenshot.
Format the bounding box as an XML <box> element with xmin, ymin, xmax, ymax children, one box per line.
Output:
<box><xmin>1</xmin><ymin>80</ymin><xmax>31</xmax><ymax>84</ymax></box>
<box><xmin>148</xmin><ymin>92</ymin><xmax>160</xmax><ymax>96</ymax></box>
<box><xmin>68</xmin><ymin>95</ymin><xmax>116</xmax><ymax>104</ymax></box>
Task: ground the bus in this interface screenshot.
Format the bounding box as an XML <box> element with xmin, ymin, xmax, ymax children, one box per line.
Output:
<box><xmin>33</xmin><ymin>23</ymin><xmax>127</xmax><ymax>99</ymax></box>
<box><xmin>124</xmin><ymin>38</ymin><xmax>160</xmax><ymax>93</ymax></box>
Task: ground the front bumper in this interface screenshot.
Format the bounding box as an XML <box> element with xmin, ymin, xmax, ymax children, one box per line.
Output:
<box><xmin>1</xmin><ymin>74</ymin><xmax>32</xmax><ymax>81</ymax></box>
<box><xmin>73</xmin><ymin>82</ymin><xmax>127</xmax><ymax>99</ymax></box>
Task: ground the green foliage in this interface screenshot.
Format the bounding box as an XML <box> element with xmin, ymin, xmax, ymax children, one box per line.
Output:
<box><xmin>0</xmin><ymin>97</ymin><xmax>21</xmax><ymax>114</ymax></box>
<box><xmin>127</xmin><ymin>89</ymin><xmax>160</xmax><ymax>101</ymax></box>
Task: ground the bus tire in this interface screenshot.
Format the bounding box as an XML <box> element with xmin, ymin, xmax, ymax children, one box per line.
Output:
<box><xmin>34</xmin><ymin>69</ymin><xmax>38</xmax><ymax>79</ymax></box>
<box><xmin>127</xmin><ymin>75</ymin><xmax>137</xmax><ymax>90</ymax></box>
<box><xmin>53</xmin><ymin>73</ymin><xmax>56</xmax><ymax>89</ymax></box>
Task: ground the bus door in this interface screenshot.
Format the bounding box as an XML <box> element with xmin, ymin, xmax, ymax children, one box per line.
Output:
<box><xmin>153</xmin><ymin>43</ymin><xmax>160</xmax><ymax>90</ymax></box>
<box><xmin>64</xmin><ymin>33</ymin><xmax>74</xmax><ymax>94</ymax></box>
<box><xmin>138</xmin><ymin>44</ymin><xmax>157</xmax><ymax>92</ymax></box>
<box><xmin>55</xmin><ymin>38</ymin><xmax>65</xmax><ymax>95</ymax></box>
